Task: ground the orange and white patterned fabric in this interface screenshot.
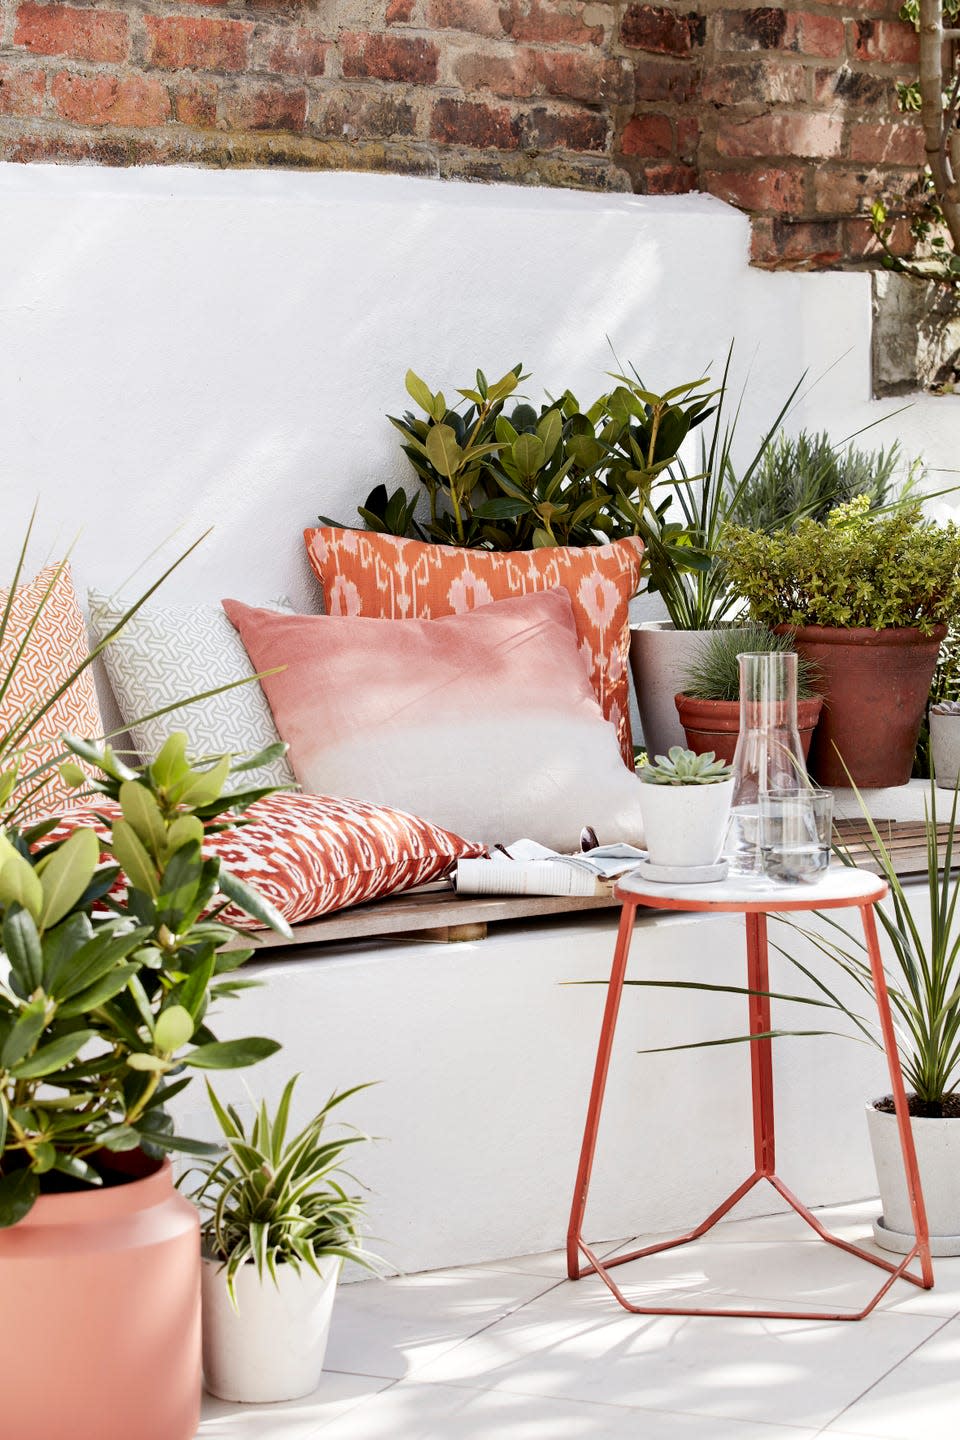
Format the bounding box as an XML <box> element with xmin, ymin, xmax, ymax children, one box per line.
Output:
<box><xmin>304</xmin><ymin>527</ymin><xmax>644</xmax><ymax>766</ymax></box>
<box><xmin>0</xmin><ymin>563</ymin><xmax>103</xmax><ymax>821</ymax></box>
<box><xmin>43</xmin><ymin>791</ymin><xmax>484</xmax><ymax>930</ymax></box>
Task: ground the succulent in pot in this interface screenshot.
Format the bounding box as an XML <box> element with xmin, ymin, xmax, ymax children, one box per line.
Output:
<box><xmin>721</xmin><ymin>498</ymin><xmax>960</xmax><ymax>787</ymax></box>
<box><xmin>191</xmin><ymin>1075</ymin><xmax>377</xmax><ymax>1404</ymax></box>
<box><xmin>675</xmin><ymin>623</ymin><xmax>823</xmax><ymax>766</ymax></box>
<box><xmin>637</xmin><ymin>747</ymin><xmax>735</xmax><ymax>870</ymax></box>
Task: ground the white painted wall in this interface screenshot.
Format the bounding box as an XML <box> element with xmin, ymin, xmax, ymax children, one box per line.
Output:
<box><xmin>0</xmin><ymin>161</ymin><xmax>956</xmax><ymax>617</ymax></box>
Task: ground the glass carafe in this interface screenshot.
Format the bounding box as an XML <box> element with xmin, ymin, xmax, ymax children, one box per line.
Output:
<box><xmin>724</xmin><ymin>651</ymin><xmax>812</xmax><ymax>877</ymax></box>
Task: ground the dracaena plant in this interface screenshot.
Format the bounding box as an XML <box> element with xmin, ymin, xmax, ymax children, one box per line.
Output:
<box><xmin>0</xmin><ymin>731</ymin><xmax>291</xmax><ymax>1227</ymax></box>
<box><xmin>337</xmin><ymin>361</ymin><xmax>717</xmax><ymax>553</ymax></box>
<box><xmin>190</xmin><ymin>1075</ymin><xmax>378</xmax><ymax>1303</ymax></box>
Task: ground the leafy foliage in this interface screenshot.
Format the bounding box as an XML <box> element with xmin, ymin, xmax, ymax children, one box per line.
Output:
<box><xmin>726</xmin><ymin>430</ymin><xmax>916</xmax><ymax>534</ymax></box>
<box><xmin>337</xmin><ymin>361</ymin><xmax>717</xmax><ymax>556</ymax></box>
<box><xmin>639</xmin><ymin>746</ymin><xmax>733</xmax><ymax>786</ymax></box>
<box><xmin>776</xmin><ymin>781</ymin><xmax>960</xmax><ymax>1107</ymax></box>
<box><xmin>682</xmin><ymin>624</ymin><xmax>821</xmax><ymax>703</ymax></box>
<box><xmin>0</xmin><ymin>734</ymin><xmax>290</xmax><ymax>1226</ymax></box>
<box><xmin>190</xmin><ymin>1075</ymin><xmax>377</xmax><ymax>1304</ymax></box>
<box><xmin>721</xmin><ymin>496</ymin><xmax>960</xmax><ymax>633</ymax></box>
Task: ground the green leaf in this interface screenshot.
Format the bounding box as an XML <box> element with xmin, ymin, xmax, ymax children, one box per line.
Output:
<box><xmin>58</xmin><ymin>760</ymin><xmax>87</xmax><ymax>791</ymax></box>
<box><xmin>424</xmin><ymin>424</ymin><xmax>464</xmax><ymax>480</ymax></box>
<box><xmin>137</xmin><ymin>1128</ymin><xmax>222</xmax><ymax>1157</ymax></box>
<box><xmin>172</xmin><ymin>757</ymin><xmax>230</xmax><ymax>808</ymax></box>
<box><xmin>3</xmin><ymin>907</ymin><xmax>43</xmax><ymax>994</ymax></box>
<box><xmin>0</xmin><ymin>848</ymin><xmax>43</xmax><ymax>922</ymax></box>
<box><xmin>111</xmin><ymin>820</ymin><xmax>158</xmax><ymax>897</ymax></box>
<box><xmin>53</xmin><ymin>926</ymin><xmax>151</xmax><ymax>1002</ymax></box>
<box><xmin>151</xmin><ymin>732</ymin><xmax>190</xmax><ymax>789</ymax></box>
<box><xmin>186</xmin><ymin>1037</ymin><xmax>281</xmax><ymax>1069</ymax></box>
<box><xmin>119</xmin><ymin>780</ymin><xmax>166</xmax><ymax>852</ymax></box>
<box><xmin>404</xmin><ymin>368</ymin><xmax>435</xmax><ymax>414</ymax></box>
<box><xmin>56</xmin><ymin>963</ymin><xmax>139</xmax><ymax>1018</ymax></box>
<box><xmin>41</xmin><ymin>912</ymin><xmax>93</xmax><ymax>993</ymax></box>
<box><xmin>536</xmin><ymin>408</ymin><xmax>563</xmax><ymax>460</ymax></box>
<box><xmin>127</xmin><ymin>1053</ymin><xmax>170</xmax><ymax>1072</ymax></box>
<box><xmin>217</xmin><ymin>869</ymin><xmax>292</xmax><ymax>937</ymax></box>
<box><xmin>509</xmin><ymin>433</ymin><xmax>545</xmax><ymax>480</ymax></box>
<box><xmin>155</xmin><ymin>841</ymin><xmax>202</xmax><ymax>927</ymax></box>
<box><xmin>37</xmin><ymin>828</ymin><xmax>101</xmax><ymax>930</ymax></box>
<box><xmin>0</xmin><ymin>1169</ymin><xmax>39</xmax><ymax>1227</ymax></box>
<box><xmin>154</xmin><ymin>1004</ymin><xmax>195</xmax><ymax>1053</ymax></box>
<box><xmin>10</xmin><ymin>1029</ymin><xmax>95</xmax><ymax>1079</ymax></box>
<box><xmin>97</xmin><ymin>1123</ymin><xmax>143</xmax><ymax>1152</ymax></box>
<box><xmin>0</xmin><ymin>999</ymin><xmax>47</xmax><ymax>1068</ymax></box>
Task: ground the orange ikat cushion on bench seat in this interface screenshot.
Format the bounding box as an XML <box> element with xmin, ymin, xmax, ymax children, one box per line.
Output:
<box><xmin>43</xmin><ymin>790</ymin><xmax>485</xmax><ymax>930</ymax></box>
<box><xmin>303</xmin><ymin>527</ymin><xmax>644</xmax><ymax>767</ymax></box>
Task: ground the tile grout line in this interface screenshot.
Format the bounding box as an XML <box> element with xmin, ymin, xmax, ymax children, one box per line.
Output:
<box><xmin>811</xmin><ymin>1311</ymin><xmax>957</xmax><ymax>1437</ymax></box>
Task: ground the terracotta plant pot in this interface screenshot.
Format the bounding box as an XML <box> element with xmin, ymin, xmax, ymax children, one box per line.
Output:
<box><xmin>0</xmin><ymin>1155</ymin><xmax>201</xmax><ymax>1440</ymax></box>
<box><xmin>774</xmin><ymin>624</ymin><xmax>946</xmax><ymax>788</ymax></box>
<box><xmin>674</xmin><ymin>694</ymin><xmax>824</xmax><ymax>766</ymax></box>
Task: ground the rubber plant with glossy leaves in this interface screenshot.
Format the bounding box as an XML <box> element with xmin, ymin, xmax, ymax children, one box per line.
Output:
<box><xmin>0</xmin><ymin>732</ymin><xmax>292</xmax><ymax>1440</ymax></box>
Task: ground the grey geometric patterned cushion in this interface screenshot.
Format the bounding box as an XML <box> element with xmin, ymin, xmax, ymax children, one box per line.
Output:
<box><xmin>87</xmin><ymin>592</ymin><xmax>297</xmax><ymax>790</ymax></box>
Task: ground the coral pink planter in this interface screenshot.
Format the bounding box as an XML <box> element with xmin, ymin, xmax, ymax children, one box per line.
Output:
<box><xmin>0</xmin><ymin>1156</ymin><xmax>201</xmax><ymax>1440</ymax></box>
<box><xmin>674</xmin><ymin>694</ymin><xmax>823</xmax><ymax>767</ymax></box>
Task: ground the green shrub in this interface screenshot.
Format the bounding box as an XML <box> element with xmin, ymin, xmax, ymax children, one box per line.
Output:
<box><xmin>721</xmin><ymin>497</ymin><xmax>960</xmax><ymax>633</ymax></box>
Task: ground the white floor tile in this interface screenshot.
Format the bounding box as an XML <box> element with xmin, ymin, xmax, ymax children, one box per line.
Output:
<box><xmin>460</xmin><ymin>1237</ymin><xmax>633</xmax><ymax>1280</ymax></box>
<box><xmin>317</xmin><ymin>1381</ymin><xmax>822</xmax><ymax>1440</ymax></box>
<box><xmin>323</xmin><ymin>1266</ymin><xmax>561</xmax><ymax>1380</ymax></box>
<box><xmin>412</xmin><ymin>1281</ymin><xmax>943</xmax><ymax>1430</ymax></box>
<box><xmin>197</xmin><ymin>1372</ymin><xmax>390</xmax><ymax>1437</ymax></box>
<box><xmin>821</xmin><ymin>1313</ymin><xmax>960</xmax><ymax>1437</ymax></box>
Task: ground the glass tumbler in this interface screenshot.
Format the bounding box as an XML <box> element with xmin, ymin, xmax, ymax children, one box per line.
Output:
<box><xmin>759</xmin><ymin>789</ymin><xmax>834</xmax><ymax>884</ymax></box>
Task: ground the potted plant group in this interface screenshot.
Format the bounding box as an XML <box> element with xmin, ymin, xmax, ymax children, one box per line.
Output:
<box><xmin>675</xmin><ymin>623</ymin><xmax>823</xmax><ymax>765</ymax></box>
<box><xmin>721</xmin><ymin>497</ymin><xmax>960</xmax><ymax>786</ymax></box>
<box><xmin>192</xmin><ymin>1075</ymin><xmax>376</xmax><ymax>1403</ymax></box>
<box><xmin>0</xmin><ymin>732</ymin><xmax>289</xmax><ymax>1440</ymax></box>
<box><xmin>637</xmin><ymin>746</ymin><xmax>734</xmax><ymax>871</ymax></box>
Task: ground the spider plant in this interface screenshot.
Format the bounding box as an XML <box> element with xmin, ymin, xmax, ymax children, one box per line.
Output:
<box><xmin>191</xmin><ymin>1076</ymin><xmax>377</xmax><ymax>1303</ymax></box>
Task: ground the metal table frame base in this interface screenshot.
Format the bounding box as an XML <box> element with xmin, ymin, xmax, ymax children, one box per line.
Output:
<box><xmin>566</xmin><ymin>895</ymin><xmax>935</xmax><ymax>1321</ymax></box>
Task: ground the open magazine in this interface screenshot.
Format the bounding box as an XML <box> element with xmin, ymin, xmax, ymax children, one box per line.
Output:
<box><xmin>454</xmin><ymin>840</ymin><xmax>648</xmax><ymax>898</ymax></box>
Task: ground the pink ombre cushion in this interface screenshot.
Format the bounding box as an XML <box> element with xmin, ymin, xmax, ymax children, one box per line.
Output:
<box><xmin>222</xmin><ymin>589</ymin><xmax>643</xmax><ymax>851</ymax></box>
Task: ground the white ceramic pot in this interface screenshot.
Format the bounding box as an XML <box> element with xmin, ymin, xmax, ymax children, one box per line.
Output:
<box><xmin>865</xmin><ymin>1100</ymin><xmax>960</xmax><ymax>1256</ymax></box>
<box><xmin>637</xmin><ymin>777</ymin><xmax>734</xmax><ymax>869</ymax></box>
<box><xmin>630</xmin><ymin>623</ymin><xmax>749</xmax><ymax>760</ymax></box>
<box><xmin>201</xmin><ymin>1255</ymin><xmax>340</xmax><ymax>1403</ymax></box>
<box><xmin>930</xmin><ymin>710</ymin><xmax>960</xmax><ymax>789</ymax></box>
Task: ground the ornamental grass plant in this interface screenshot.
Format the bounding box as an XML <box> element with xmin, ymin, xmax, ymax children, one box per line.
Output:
<box><xmin>682</xmin><ymin>624</ymin><xmax>821</xmax><ymax>702</ymax></box>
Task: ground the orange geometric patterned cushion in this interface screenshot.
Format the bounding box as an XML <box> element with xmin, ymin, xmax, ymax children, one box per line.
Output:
<box><xmin>44</xmin><ymin>791</ymin><xmax>485</xmax><ymax>929</ymax></box>
<box><xmin>0</xmin><ymin>564</ymin><xmax>103</xmax><ymax>821</ymax></box>
<box><xmin>303</xmin><ymin>528</ymin><xmax>644</xmax><ymax>765</ymax></box>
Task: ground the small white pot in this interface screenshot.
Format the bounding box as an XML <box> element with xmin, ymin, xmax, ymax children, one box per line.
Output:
<box><xmin>637</xmin><ymin>777</ymin><xmax>734</xmax><ymax>869</ymax></box>
<box><xmin>930</xmin><ymin>710</ymin><xmax>960</xmax><ymax>790</ymax></box>
<box><xmin>201</xmin><ymin>1254</ymin><xmax>340</xmax><ymax>1403</ymax></box>
<box><xmin>865</xmin><ymin>1100</ymin><xmax>960</xmax><ymax>1256</ymax></box>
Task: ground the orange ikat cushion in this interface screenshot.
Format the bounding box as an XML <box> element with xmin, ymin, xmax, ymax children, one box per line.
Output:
<box><xmin>303</xmin><ymin>527</ymin><xmax>644</xmax><ymax>767</ymax></box>
<box><xmin>0</xmin><ymin>563</ymin><xmax>103</xmax><ymax>822</ymax></box>
<box><xmin>44</xmin><ymin>790</ymin><xmax>485</xmax><ymax>930</ymax></box>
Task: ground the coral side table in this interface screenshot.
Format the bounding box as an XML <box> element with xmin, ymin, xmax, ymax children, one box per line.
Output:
<box><xmin>566</xmin><ymin>866</ymin><xmax>934</xmax><ymax>1320</ymax></box>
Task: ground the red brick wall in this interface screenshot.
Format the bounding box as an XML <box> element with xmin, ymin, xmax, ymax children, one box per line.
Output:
<box><xmin>0</xmin><ymin>0</ymin><xmax>924</xmax><ymax>270</ymax></box>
